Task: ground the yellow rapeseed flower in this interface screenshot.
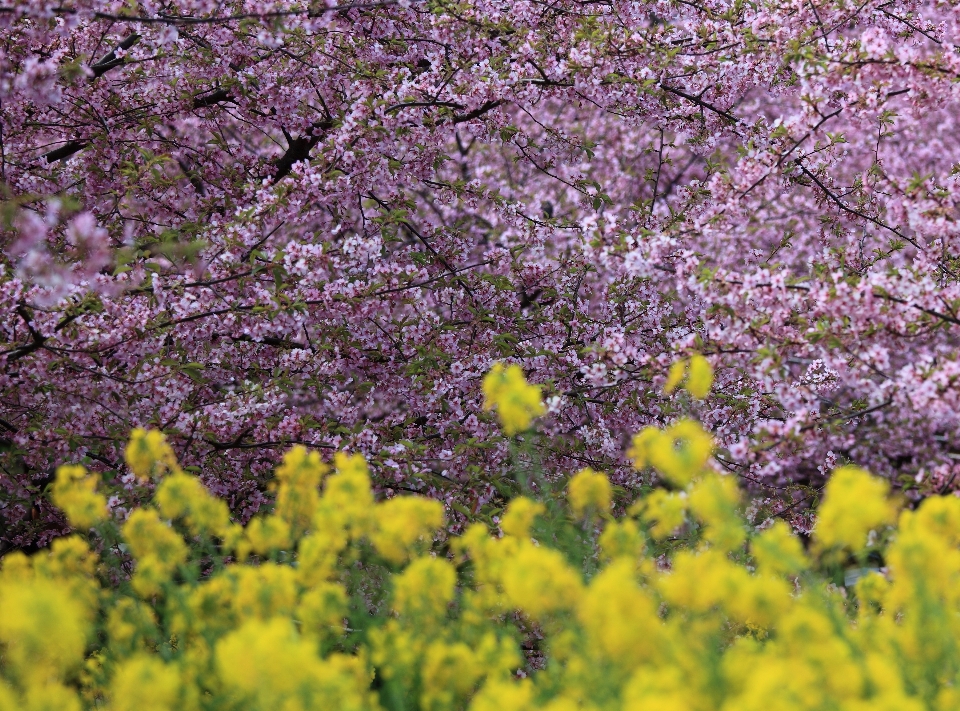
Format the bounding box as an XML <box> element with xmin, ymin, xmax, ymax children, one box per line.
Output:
<box><xmin>297</xmin><ymin>530</ymin><xmax>346</xmax><ymax>587</ymax></box>
<box><xmin>751</xmin><ymin>521</ymin><xmax>809</xmax><ymax>576</ymax></box>
<box><xmin>814</xmin><ymin>466</ymin><xmax>897</xmax><ymax>555</ymax></box>
<box><xmin>482</xmin><ymin>363</ymin><xmax>545</xmax><ymax>436</ymax></box>
<box><xmin>686</xmin><ymin>353</ymin><xmax>714</xmax><ymax>398</ymax></box>
<box><xmin>688</xmin><ymin>472</ymin><xmax>745</xmax><ymax>551</ymax></box>
<box><xmin>884</xmin><ymin>507</ymin><xmax>960</xmax><ymax>611</ymax></box>
<box><xmin>634</xmin><ymin>489</ymin><xmax>688</xmax><ymax>540</ymax></box>
<box><xmin>469</xmin><ymin>679</ymin><xmax>534</xmax><ymax>711</ymax></box>
<box><xmin>274</xmin><ymin>445</ymin><xmax>329</xmax><ymax>537</ymax></box>
<box><xmin>17</xmin><ymin>683</ymin><xmax>83</xmax><ymax>711</ymax></box>
<box><xmin>664</xmin><ymin>358</ymin><xmax>687</xmax><ymax>394</ymax></box>
<box><xmin>567</xmin><ymin>467</ymin><xmax>612</xmax><ymax>518</ymax></box>
<box><xmin>598</xmin><ymin>518</ymin><xmax>645</xmax><ymax>561</ymax></box>
<box><xmin>663</xmin><ymin>353</ymin><xmax>714</xmax><ymax>399</ymax></box>
<box><xmin>500</xmin><ymin>541</ymin><xmax>582</xmax><ymax>620</ymax></box>
<box><xmin>298</xmin><ymin>582</ymin><xmax>349</xmax><ymax>641</ymax></box>
<box><xmin>215</xmin><ymin>617</ymin><xmax>370</xmax><ymax>711</ymax></box>
<box><xmin>500</xmin><ymin>497</ymin><xmax>545</xmax><ymax>538</ymax></box>
<box><xmin>452</xmin><ymin>523</ymin><xmax>505</xmax><ymax>591</ymax></box>
<box><xmin>392</xmin><ymin>556</ymin><xmax>457</xmax><ymax>620</ymax></box>
<box><xmin>227</xmin><ymin>563</ymin><xmax>299</xmax><ymax>621</ymax></box>
<box><xmin>15</xmin><ymin>429</ymin><xmax>960</xmax><ymax>711</ymax></box>
<box><xmin>315</xmin><ymin>452</ymin><xmax>375</xmax><ymax>540</ymax></box>
<box><xmin>50</xmin><ymin>464</ymin><xmax>108</xmax><ymax>529</ymax></box>
<box><xmin>577</xmin><ymin>559</ymin><xmax>660</xmax><ymax>666</ymax></box>
<box><xmin>106</xmin><ymin>598</ymin><xmax>159</xmax><ymax>653</ymax></box>
<box><xmin>238</xmin><ymin>514</ymin><xmax>292</xmax><ymax>560</ymax></box>
<box><xmin>32</xmin><ymin>535</ymin><xmax>100</xmax><ymax>611</ymax></box>
<box><xmin>0</xmin><ymin>575</ymin><xmax>90</xmax><ymax>679</ymax></box>
<box><xmin>109</xmin><ymin>655</ymin><xmax>180</xmax><ymax>711</ymax></box>
<box><xmin>623</xmin><ymin>658</ymin><xmax>699</xmax><ymax>710</ymax></box>
<box><xmin>368</xmin><ymin>619</ymin><xmax>423</xmax><ymax>684</ymax></box>
<box><xmin>121</xmin><ymin>508</ymin><xmax>189</xmax><ymax>596</ymax></box>
<box><xmin>855</xmin><ymin>571</ymin><xmax>890</xmax><ymax>612</ymax></box>
<box><xmin>371</xmin><ymin>496</ymin><xmax>444</xmax><ymax>564</ymax></box>
<box><xmin>627</xmin><ymin>420</ymin><xmax>713</xmax><ymax>486</ymax></box>
<box><xmin>276</xmin><ymin>444</ymin><xmax>329</xmax><ymax>485</ymax></box>
<box><xmin>155</xmin><ymin>471</ymin><xmax>231</xmax><ymax>537</ymax></box>
<box><xmin>912</xmin><ymin>494</ymin><xmax>960</xmax><ymax>545</ymax></box>
<box><xmin>420</xmin><ymin>641</ymin><xmax>485</xmax><ymax>711</ymax></box>
<box><xmin>125</xmin><ymin>428</ymin><xmax>180</xmax><ymax>479</ymax></box>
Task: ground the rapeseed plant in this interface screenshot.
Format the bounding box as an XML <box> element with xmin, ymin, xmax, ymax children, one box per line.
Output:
<box><xmin>1</xmin><ymin>362</ymin><xmax>958</xmax><ymax>710</ymax></box>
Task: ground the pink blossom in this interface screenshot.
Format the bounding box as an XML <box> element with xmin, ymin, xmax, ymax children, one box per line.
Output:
<box><xmin>3</xmin><ymin>0</ymin><xmax>960</xmax><ymax>545</ymax></box>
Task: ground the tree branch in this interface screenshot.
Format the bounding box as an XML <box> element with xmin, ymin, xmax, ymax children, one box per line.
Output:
<box><xmin>44</xmin><ymin>89</ymin><xmax>234</xmax><ymax>163</ymax></box>
<box><xmin>452</xmin><ymin>99</ymin><xmax>504</xmax><ymax>124</ymax></box>
<box><xmin>660</xmin><ymin>84</ymin><xmax>739</xmax><ymax>124</ymax></box>
<box><xmin>793</xmin><ymin>158</ymin><xmax>920</xmax><ymax>250</ymax></box>
<box><xmin>271</xmin><ymin>119</ymin><xmax>333</xmax><ymax>182</ymax></box>
<box><xmin>90</xmin><ymin>33</ymin><xmax>141</xmax><ymax>79</ymax></box>
<box><xmin>2</xmin><ymin>305</ymin><xmax>47</xmax><ymax>364</ymax></box>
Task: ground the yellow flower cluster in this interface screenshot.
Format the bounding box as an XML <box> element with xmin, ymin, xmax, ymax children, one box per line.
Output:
<box><xmin>500</xmin><ymin>497</ymin><xmax>545</xmax><ymax>538</ymax></box>
<box><xmin>125</xmin><ymin>428</ymin><xmax>181</xmax><ymax>479</ymax></box>
<box><xmin>4</xmin><ymin>418</ymin><xmax>960</xmax><ymax>711</ymax></box>
<box><xmin>813</xmin><ymin>464</ymin><xmax>898</xmax><ymax>556</ymax></box>
<box><xmin>627</xmin><ymin>418</ymin><xmax>714</xmax><ymax>486</ymax></box>
<box><xmin>121</xmin><ymin>508</ymin><xmax>190</xmax><ymax>597</ymax></box>
<box><xmin>567</xmin><ymin>467</ymin><xmax>612</xmax><ymax>519</ymax></box>
<box><xmin>155</xmin><ymin>469</ymin><xmax>234</xmax><ymax>539</ymax></box>
<box><xmin>371</xmin><ymin>497</ymin><xmax>444</xmax><ymax>564</ymax></box>
<box><xmin>51</xmin><ymin>465</ymin><xmax>108</xmax><ymax>530</ymax></box>
<box><xmin>273</xmin><ymin>445</ymin><xmax>329</xmax><ymax>536</ymax></box>
<box><xmin>482</xmin><ymin>362</ymin><xmax>546</xmax><ymax>436</ymax></box>
<box><xmin>663</xmin><ymin>352</ymin><xmax>714</xmax><ymax>399</ymax></box>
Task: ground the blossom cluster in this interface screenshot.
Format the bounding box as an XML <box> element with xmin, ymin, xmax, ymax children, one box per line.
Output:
<box><xmin>6</xmin><ymin>0</ymin><xmax>960</xmax><ymax>546</ymax></box>
<box><xmin>3</xmin><ymin>413</ymin><xmax>960</xmax><ymax>710</ymax></box>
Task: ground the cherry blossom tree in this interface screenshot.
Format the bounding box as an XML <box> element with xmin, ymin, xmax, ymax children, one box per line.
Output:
<box><xmin>2</xmin><ymin>0</ymin><xmax>959</xmax><ymax>547</ymax></box>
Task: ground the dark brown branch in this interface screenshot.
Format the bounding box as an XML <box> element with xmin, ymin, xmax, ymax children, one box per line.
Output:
<box><xmin>452</xmin><ymin>99</ymin><xmax>504</xmax><ymax>124</ymax></box>
<box><xmin>385</xmin><ymin>100</ymin><xmax>464</xmax><ymax>114</ymax></box>
<box><xmin>370</xmin><ymin>259</ymin><xmax>492</xmax><ymax>297</ymax></box>
<box><xmin>724</xmin><ymin>277</ymin><xmax>960</xmax><ymax>330</ymax></box>
<box><xmin>271</xmin><ymin>119</ymin><xmax>333</xmax><ymax>182</ymax></box>
<box><xmin>182</xmin><ymin>269</ymin><xmax>255</xmax><ymax>289</ymax></box>
<box><xmin>2</xmin><ymin>305</ymin><xmax>47</xmax><ymax>364</ymax></box>
<box><xmin>90</xmin><ymin>33</ymin><xmax>141</xmax><ymax>79</ymax></box>
<box><xmin>660</xmin><ymin>84</ymin><xmax>739</xmax><ymax>124</ymax></box>
<box><xmin>879</xmin><ymin>8</ymin><xmax>941</xmax><ymax>44</ymax></box>
<box><xmin>0</xmin><ymin>1</ymin><xmax>408</xmax><ymax>24</ymax></box>
<box><xmin>44</xmin><ymin>140</ymin><xmax>88</xmax><ymax>163</ymax></box>
<box><xmin>178</xmin><ymin>158</ymin><xmax>206</xmax><ymax>195</ymax></box>
<box><xmin>149</xmin><ymin>305</ymin><xmax>257</xmax><ymax>330</ymax></box>
<box><xmin>43</xmin><ymin>88</ymin><xmax>233</xmax><ymax>163</ymax></box>
<box><xmin>192</xmin><ymin>88</ymin><xmax>233</xmax><ymax>109</ymax></box>
<box><xmin>383</xmin><ymin>97</ymin><xmax>504</xmax><ymax>126</ymax></box>
<box><xmin>366</xmin><ymin>193</ymin><xmax>476</xmax><ymax>300</ymax></box>
<box><xmin>226</xmin><ymin>334</ymin><xmax>308</xmax><ymax>350</ymax></box>
<box><xmin>873</xmin><ymin>291</ymin><xmax>960</xmax><ymax>327</ymax></box>
<box><xmin>843</xmin><ymin>398</ymin><xmax>893</xmax><ymax>421</ymax></box>
<box><xmin>793</xmin><ymin>158</ymin><xmax>920</xmax><ymax>249</ymax></box>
